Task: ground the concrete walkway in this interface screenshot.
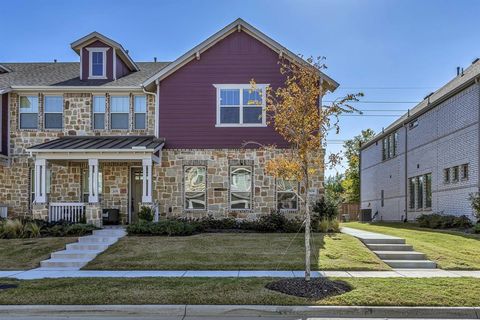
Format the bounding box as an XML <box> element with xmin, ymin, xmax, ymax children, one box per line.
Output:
<box><xmin>341</xmin><ymin>227</ymin><xmax>437</xmax><ymax>269</ymax></box>
<box><xmin>2</xmin><ymin>269</ymin><xmax>480</xmax><ymax>280</ymax></box>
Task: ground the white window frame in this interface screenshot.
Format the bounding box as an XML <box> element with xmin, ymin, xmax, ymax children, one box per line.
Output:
<box><xmin>87</xmin><ymin>48</ymin><xmax>108</xmax><ymax>79</ymax></box>
<box><xmin>19</xmin><ymin>95</ymin><xmax>39</xmax><ymax>130</ymax></box>
<box><xmin>92</xmin><ymin>95</ymin><xmax>106</xmax><ymax>130</ymax></box>
<box><xmin>43</xmin><ymin>95</ymin><xmax>63</xmax><ymax>130</ymax></box>
<box><xmin>133</xmin><ymin>95</ymin><xmax>147</xmax><ymax>130</ymax></box>
<box><xmin>183</xmin><ymin>165</ymin><xmax>207</xmax><ymax>211</ymax></box>
<box><xmin>276</xmin><ymin>179</ymin><xmax>299</xmax><ymax>211</ymax></box>
<box><xmin>214</xmin><ymin>84</ymin><xmax>267</xmax><ymax>127</ymax></box>
<box><xmin>229</xmin><ymin>165</ymin><xmax>254</xmax><ymax>210</ymax></box>
<box><xmin>109</xmin><ymin>95</ymin><xmax>130</xmax><ymax>130</ymax></box>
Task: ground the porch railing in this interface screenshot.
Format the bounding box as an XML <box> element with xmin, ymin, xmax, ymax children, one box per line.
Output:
<box><xmin>48</xmin><ymin>202</ymin><xmax>86</xmax><ymax>223</ymax></box>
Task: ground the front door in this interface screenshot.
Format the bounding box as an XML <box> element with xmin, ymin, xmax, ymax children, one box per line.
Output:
<box><xmin>130</xmin><ymin>167</ymin><xmax>143</xmax><ymax>223</ymax></box>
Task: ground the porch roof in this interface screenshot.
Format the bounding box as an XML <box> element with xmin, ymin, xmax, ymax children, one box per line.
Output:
<box><xmin>27</xmin><ymin>136</ymin><xmax>164</xmax><ymax>153</ymax></box>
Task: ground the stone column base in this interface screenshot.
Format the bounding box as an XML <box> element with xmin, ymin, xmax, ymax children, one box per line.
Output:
<box><xmin>32</xmin><ymin>203</ymin><xmax>48</xmax><ymax>221</ymax></box>
<box><xmin>86</xmin><ymin>203</ymin><xmax>102</xmax><ymax>227</ymax></box>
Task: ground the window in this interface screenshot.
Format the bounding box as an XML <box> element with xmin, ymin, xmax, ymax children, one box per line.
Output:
<box><xmin>184</xmin><ymin>166</ymin><xmax>206</xmax><ymax>210</ymax></box>
<box><xmin>452</xmin><ymin>166</ymin><xmax>459</xmax><ymax>182</ymax></box>
<box><xmin>444</xmin><ymin>168</ymin><xmax>450</xmax><ymax>184</ymax></box>
<box><xmin>408</xmin><ymin>177</ymin><xmax>416</xmax><ymax>209</ymax></box>
<box><xmin>81</xmin><ymin>168</ymin><xmax>102</xmax><ymax>202</ymax></box>
<box><xmin>409</xmin><ymin>119</ymin><xmax>418</xmax><ymax>129</ymax></box>
<box><xmin>215</xmin><ymin>84</ymin><xmax>266</xmax><ymax>126</ymax></box>
<box><xmin>134</xmin><ymin>96</ymin><xmax>146</xmax><ymax>130</ymax></box>
<box><xmin>230</xmin><ymin>166</ymin><xmax>253</xmax><ymax>209</ymax></box>
<box><xmin>425</xmin><ymin>173</ymin><xmax>432</xmax><ymax>208</ymax></box>
<box><xmin>382</xmin><ymin>131</ymin><xmax>397</xmax><ymax>160</ymax></box>
<box><xmin>416</xmin><ymin>175</ymin><xmax>423</xmax><ymax>209</ymax></box>
<box><xmin>19</xmin><ymin>96</ymin><xmax>38</xmax><ymax>129</ymax></box>
<box><xmin>462</xmin><ymin>163</ymin><xmax>469</xmax><ymax>180</ymax></box>
<box><xmin>381</xmin><ymin>190</ymin><xmax>384</xmax><ymax>207</ymax></box>
<box><xmin>93</xmin><ymin>96</ymin><xmax>106</xmax><ymax>129</ymax></box>
<box><xmin>88</xmin><ymin>48</ymin><xmax>107</xmax><ymax>78</ymax></box>
<box><xmin>110</xmin><ymin>96</ymin><xmax>129</xmax><ymax>129</ymax></box>
<box><xmin>277</xmin><ymin>180</ymin><xmax>298</xmax><ymax>210</ymax></box>
<box><xmin>44</xmin><ymin>96</ymin><xmax>63</xmax><ymax>129</ymax></box>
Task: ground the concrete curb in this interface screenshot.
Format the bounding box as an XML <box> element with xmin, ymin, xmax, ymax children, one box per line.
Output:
<box><xmin>0</xmin><ymin>305</ymin><xmax>478</xmax><ymax>318</ymax></box>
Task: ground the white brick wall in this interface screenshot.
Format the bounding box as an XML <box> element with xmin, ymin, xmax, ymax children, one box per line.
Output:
<box><xmin>361</xmin><ymin>83</ymin><xmax>479</xmax><ymax>221</ymax></box>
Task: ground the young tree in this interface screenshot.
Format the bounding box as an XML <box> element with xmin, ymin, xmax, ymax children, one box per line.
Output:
<box><xmin>324</xmin><ymin>173</ymin><xmax>345</xmax><ymax>206</ymax></box>
<box><xmin>251</xmin><ymin>57</ymin><xmax>362</xmax><ymax>280</ymax></box>
<box><xmin>342</xmin><ymin>129</ymin><xmax>375</xmax><ymax>203</ymax></box>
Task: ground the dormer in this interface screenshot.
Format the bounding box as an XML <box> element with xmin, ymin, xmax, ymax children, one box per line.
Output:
<box><xmin>71</xmin><ymin>32</ymin><xmax>139</xmax><ymax>81</ymax></box>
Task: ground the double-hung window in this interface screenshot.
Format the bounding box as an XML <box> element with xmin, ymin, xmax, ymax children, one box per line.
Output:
<box><xmin>19</xmin><ymin>96</ymin><xmax>38</xmax><ymax>129</ymax></box>
<box><xmin>184</xmin><ymin>166</ymin><xmax>207</xmax><ymax>210</ymax></box>
<box><xmin>277</xmin><ymin>180</ymin><xmax>298</xmax><ymax>210</ymax></box>
<box><xmin>230</xmin><ymin>166</ymin><xmax>253</xmax><ymax>209</ymax></box>
<box><xmin>110</xmin><ymin>96</ymin><xmax>129</xmax><ymax>129</ymax></box>
<box><xmin>134</xmin><ymin>96</ymin><xmax>146</xmax><ymax>130</ymax></box>
<box><xmin>409</xmin><ymin>173</ymin><xmax>432</xmax><ymax>210</ymax></box>
<box><xmin>44</xmin><ymin>96</ymin><xmax>63</xmax><ymax>129</ymax></box>
<box><xmin>88</xmin><ymin>48</ymin><xmax>107</xmax><ymax>78</ymax></box>
<box><xmin>93</xmin><ymin>96</ymin><xmax>106</xmax><ymax>129</ymax></box>
<box><xmin>215</xmin><ymin>84</ymin><xmax>266</xmax><ymax>126</ymax></box>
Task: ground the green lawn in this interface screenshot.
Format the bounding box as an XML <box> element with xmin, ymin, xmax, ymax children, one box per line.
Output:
<box><xmin>343</xmin><ymin>222</ymin><xmax>480</xmax><ymax>270</ymax></box>
<box><xmin>0</xmin><ymin>277</ymin><xmax>479</xmax><ymax>306</ymax></box>
<box><xmin>0</xmin><ymin>238</ymin><xmax>77</xmax><ymax>270</ymax></box>
<box><xmin>84</xmin><ymin>233</ymin><xmax>389</xmax><ymax>271</ymax></box>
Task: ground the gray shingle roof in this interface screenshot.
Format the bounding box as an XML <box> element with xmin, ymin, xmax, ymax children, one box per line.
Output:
<box><xmin>28</xmin><ymin>135</ymin><xmax>164</xmax><ymax>151</ymax></box>
<box><xmin>0</xmin><ymin>62</ymin><xmax>170</xmax><ymax>89</ymax></box>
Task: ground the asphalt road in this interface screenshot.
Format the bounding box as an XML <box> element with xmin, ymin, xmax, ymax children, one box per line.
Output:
<box><xmin>0</xmin><ymin>316</ymin><xmax>475</xmax><ymax>320</ymax></box>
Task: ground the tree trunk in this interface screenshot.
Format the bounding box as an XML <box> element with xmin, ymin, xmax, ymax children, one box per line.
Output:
<box><xmin>304</xmin><ymin>175</ymin><xmax>311</xmax><ymax>281</ymax></box>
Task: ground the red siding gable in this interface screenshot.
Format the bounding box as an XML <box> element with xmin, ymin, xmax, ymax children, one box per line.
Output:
<box><xmin>159</xmin><ymin>31</ymin><xmax>289</xmax><ymax>149</ymax></box>
<box><xmin>81</xmin><ymin>40</ymin><xmax>114</xmax><ymax>80</ymax></box>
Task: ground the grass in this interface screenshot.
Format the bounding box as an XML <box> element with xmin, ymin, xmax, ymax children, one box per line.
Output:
<box><xmin>84</xmin><ymin>233</ymin><xmax>389</xmax><ymax>271</ymax></box>
<box><xmin>343</xmin><ymin>222</ymin><xmax>480</xmax><ymax>270</ymax></box>
<box><xmin>0</xmin><ymin>237</ymin><xmax>77</xmax><ymax>270</ymax></box>
<box><xmin>0</xmin><ymin>277</ymin><xmax>479</xmax><ymax>306</ymax></box>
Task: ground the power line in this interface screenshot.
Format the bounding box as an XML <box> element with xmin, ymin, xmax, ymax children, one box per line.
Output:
<box><xmin>324</xmin><ymin>100</ymin><xmax>420</xmax><ymax>104</ymax></box>
<box><xmin>334</xmin><ymin>86</ymin><xmax>437</xmax><ymax>90</ymax></box>
<box><xmin>338</xmin><ymin>114</ymin><xmax>404</xmax><ymax>117</ymax></box>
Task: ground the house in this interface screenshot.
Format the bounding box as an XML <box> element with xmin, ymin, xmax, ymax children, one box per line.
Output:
<box><xmin>0</xmin><ymin>19</ymin><xmax>338</xmax><ymax>225</ymax></box>
<box><xmin>360</xmin><ymin>60</ymin><xmax>480</xmax><ymax>221</ymax></box>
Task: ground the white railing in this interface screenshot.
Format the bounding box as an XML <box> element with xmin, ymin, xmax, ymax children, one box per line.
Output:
<box><xmin>153</xmin><ymin>202</ymin><xmax>160</xmax><ymax>222</ymax></box>
<box><xmin>48</xmin><ymin>202</ymin><xmax>86</xmax><ymax>223</ymax></box>
<box><xmin>0</xmin><ymin>205</ymin><xmax>7</xmax><ymax>218</ymax></box>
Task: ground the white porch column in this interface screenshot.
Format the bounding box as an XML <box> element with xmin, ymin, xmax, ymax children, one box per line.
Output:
<box><xmin>142</xmin><ymin>158</ymin><xmax>153</xmax><ymax>203</ymax></box>
<box><xmin>34</xmin><ymin>158</ymin><xmax>47</xmax><ymax>203</ymax></box>
<box><xmin>88</xmin><ymin>158</ymin><xmax>99</xmax><ymax>203</ymax></box>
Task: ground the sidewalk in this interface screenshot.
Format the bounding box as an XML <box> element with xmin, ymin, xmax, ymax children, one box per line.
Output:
<box><xmin>2</xmin><ymin>268</ymin><xmax>480</xmax><ymax>280</ymax></box>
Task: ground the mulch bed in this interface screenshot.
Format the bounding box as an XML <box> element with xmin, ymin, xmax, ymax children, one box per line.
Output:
<box><xmin>265</xmin><ymin>278</ymin><xmax>352</xmax><ymax>299</ymax></box>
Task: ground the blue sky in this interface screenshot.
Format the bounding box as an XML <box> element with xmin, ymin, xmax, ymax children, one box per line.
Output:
<box><xmin>1</xmin><ymin>0</ymin><xmax>479</xmax><ymax>176</ymax></box>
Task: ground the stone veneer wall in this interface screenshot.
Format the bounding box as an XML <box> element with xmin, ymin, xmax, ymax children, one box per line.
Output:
<box><xmin>154</xmin><ymin>149</ymin><xmax>324</xmax><ymax>220</ymax></box>
<box><xmin>0</xmin><ymin>92</ymin><xmax>155</xmax><ymax>218</ymax></box>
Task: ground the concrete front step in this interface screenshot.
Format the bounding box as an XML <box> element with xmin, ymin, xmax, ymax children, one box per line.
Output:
<box><xmin>366</xmin><ymin>243</ymin><xmax>414</xmax><ymax>251</ymax></box>
<box><xmin>40</xmin><ymin>258</ymin><xmax>90</xmax><ymax>268</ymax></box>
<box><xmin>93</xmin><ymin>229</ymin><xmax>126</xmax><ymax>237</ymax></box>
<box><xmin>374</xmin><ymin>251</ymin><xmax>426</xmax><ymax>260</ymax></box>
<box><xmin>384</xmin><ymin>260</ymin><xmax>437</xmax><ymax>269</ymax></box>
<box><xmin>78</xmin><ymin>236</ymin><xmax>119</xmax><ymax>244</ymax></box>
<box><xmin>51</xmin><ymin>250</ymin><xmax>101</xmax><ymax>259</ymax></box>
<box><xmin>66</xmin><ymin>243</ymin><xmax>110</xmax><ymax>251</ymax></box>
<box><xmin>362</xmin><ymin>238</ymin><xmax>405</xmax><ymax>245</ymax></box>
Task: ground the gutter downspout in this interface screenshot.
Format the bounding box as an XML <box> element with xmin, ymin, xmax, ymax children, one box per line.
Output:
<box><xmin>404</xmin><ymin>120</ymin><xmax>408</xmax><ymax>222</ymax></box>
<box><xmin>142</xmin><ymin>80</ymin><xmax>159</xmax><ymax>138</ymax></box>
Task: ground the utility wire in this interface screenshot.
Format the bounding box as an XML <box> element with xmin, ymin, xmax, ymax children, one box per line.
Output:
<box><xmin>324</xmin><ymin>100</ymin><xmax>420</xmax><ymax>104</ymax></box>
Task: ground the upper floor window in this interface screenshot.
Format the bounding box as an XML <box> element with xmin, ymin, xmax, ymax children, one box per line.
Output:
<box><xmin>214</xmin><ymin>84</ymin><xmax>266</xmax><ymax>127</ymax></box>
<box><xmin>382</xmin><ymin>131</ymin><xmax>398</xmax><ymax>160</ymax></box>
<box><xmin>134</xmin><ymin>96</ymin><xmax>146</xmax><ymax>130</ymax></box>
<box><xmin>44</xmin><ymin>96</ymin><xmax>63</xmax><ymax>129</ymax></box>
<box><xmin>93</xmin><ymin>96</ymin><xmax>106</xmax><ymax>130</ymax></box>
<box><xmin>110</xmin><ymin>96</ymin><xmax>129</xmax><ymax>129</ymax></box>
<box><xmin>19</xmin><ymin>96</ymin><xmax>38</xmax><ymax>129</ymax></box>
<box><xmin>88</xmin><ymin>48</ymin><xmax>107</xmax><ymax>78</ymax></box>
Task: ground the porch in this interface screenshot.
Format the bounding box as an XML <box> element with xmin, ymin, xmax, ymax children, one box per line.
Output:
<box><xmin>26</xmin><ymin>136</ymin><xmax>164</xmax><ymax>226</ymax></box>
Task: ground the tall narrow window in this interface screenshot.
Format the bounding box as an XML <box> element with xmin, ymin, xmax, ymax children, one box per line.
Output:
<box><xmin>110</xmin><ymin>96</ymin><xmax>129</xmax><ymax>129</ymax></box>
<box><xmin>444</xmin><ymin>168</ymin><xmax>450</xmax><ymax>184</ymax></box>
<box><xmin>462</xmin><ymin>163</ymin><xmax>469</xmax><ymax>180</ymax></box>
<box><xmin>88</xmin><ymin>49</ymin><xmax>107</xmax><ymax>78</ymax></box>
<box><xmin>417</xmin><ymin>176</ymin><xmax>424</xmax><ymax>209</ymax></box>
<box><xmin>452</xmin><ymin>166</ymin><xmax>459</xmax><ymax>182</ymax></box>
<box><xmin>93</xmin><ymin>96</ymin><xmax>106</xmax><ymax>130</ymax></box>
<box><xmin>81</xmin><ymin>168</ymin><xmax>102</xmax><ymax>202</ymax></box>
<box><xmin>230</xmin><ymin>166</ymin><xmax>253</xmax><ymax>209</ymax></box>
<box><xmin>44</xmin><ymin>96</ymin><xmax>63</xmax><ymax>129</ymax></box>
<box><xmin>216</xmin><ymin>84</ymin><xmax>266</xmax><ymax>126</ymax></box>
<box><xmin>19</xmin><ymin>96</ymin><xmax>38</xmax><ymax>129</ymax></box>
<box><xmin>381</xmin><ymin>190</ymin><xmax>384</xmax><ymax>207</ymax></box>
<box><xmin>382</xmin><ymin>138</ymin><xmax>387</xmax><ymax>160</ymax></box>
<box><xmin>388</xmin><ymin>134</ymin><xmax>394</xmax><ymax>158</ymax></box>
<box><xmin>184</xmin><ymin>166</ymin><xmax>206</xmax><ymax>210</ymax></box>
<box><xmin>134</xmin><ymin>96</ymin><xmax>146</xmax><ymax>130</ymax></box>
<box><xmin>425</xmin><ymin>173</ymin><xmax>432</xmax><ymax>208</ymax></box>
<box><xmin>409</xmin><ymin>178</ymin><xmax>415</xmax><ymax>209</ymax></box>
<box><xmin>277</xmin><ymin>180</ymin><xmax>298</xmax><ymax>210</ymax></box>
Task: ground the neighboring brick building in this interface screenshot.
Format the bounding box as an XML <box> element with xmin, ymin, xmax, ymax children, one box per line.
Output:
<box><xmin>360</xmin><ymin>61</ymin><xmax>480</xmax><ymax>221</ymax></box>
<box><xmin>0</xmin><ymin>19</ymin><xmax>337</xmax><ymax>225</ymax></box>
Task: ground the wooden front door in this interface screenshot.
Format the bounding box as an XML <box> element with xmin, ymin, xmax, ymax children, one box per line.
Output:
<box><xmin>130</xmin><ymin>167</ymin><xmax>143</xmax><ymax>223</ymax></box>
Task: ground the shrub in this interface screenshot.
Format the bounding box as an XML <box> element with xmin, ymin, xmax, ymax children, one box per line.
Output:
<box><xmin>127</xmin><ymin>220</ymin><xmax>199</xmax><ymax>236</ymax></box>
<box><xmin>138</xmin><ymin>206</ymin><xmax>154</xmax><ymax>222</ymax></box>
<box><xmin>469</xmin><ymin>193</ymin><xmax>480</xmax><ymax>223</ymax></box>
<box><xmin>23</xmin><ymin>222</ymin><xmax>41</xmax><ymax>238</ymax></box>
<box><xmin>1</xmin><ymin>219</ymin><xmax>24</xmax><ymax>239</ymax></box>
<box><xmin>473</xmin><ymin>223</ymin><xmax>480</xmax><ymax>234</ymax></box>
<box><xmin>416</xmin><ymin>214</ymin><xmax>473</xmax><ymax>229</ymax></box>
<box><xmin>318</xmin><ymin>219</ymin><xmax>329</xmax><ymax>233</ymax></box>
<box><xmin>329</xmin><ymin>219</ymin><xmax>340</xmax><ymax>233</ymax></box>
<box><xmin>313</xmin><ymin>198</ymin><xmax>338</xmax><ymax>221</ymax></box>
